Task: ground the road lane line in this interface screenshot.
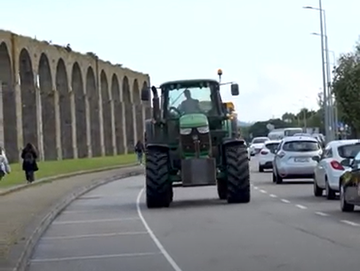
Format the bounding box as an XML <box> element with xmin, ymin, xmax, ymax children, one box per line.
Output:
<box><xmin>42</xmin><ymin>231</ymin><xmax>148</xmax><ymax>240</ymax></box>
<box><xmin>52</xmin><ymin>217</ymin><xmax>139</xmax><ymax>225</ymax></box>
<box><xmin>137</xmin><ymin>189</ymin><xmax>183</xmax><ymax>271</ymax></box>
<box><xmin>340</xmin><ymin>220</ymin><xmax>360</xmax><ymax>227</ymax></box>
<box><xmin>269</xmin><ymin>194</ymin><xmax>277</xmax><ymax>198</ymax></box>
<box><xmin>259</xmin><ymin>189</ymin><xmax>267</xmax><ymax>193</ymax></box>
<box><xmin>30</xmin><ymin>252</ymin><xmax>161</xmax><ymax>263</ymax></box>
<box><xmin>281</xmin><ymin>199</ymin><xmax>290</xmax><ymax>203</ymax></box>
<box><xmin>315</xmin><ymin>212</ymin><xmax>329</xmax><ymax>217</ymax></box>
<box><xmin>253</xmin><ymin>186</ymin><xmax>258</xmax><ymax>190</ymax></box>
<box><xmin>295</xmin><ymin>204</ymin><xmax>307</xmax><ymax>210</ymax></box>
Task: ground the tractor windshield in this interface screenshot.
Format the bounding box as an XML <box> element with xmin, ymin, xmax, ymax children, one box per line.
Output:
<box><xmin>167</xmin><ymin>85</ymin><xmax>215</xmax><ymax>116</ymax></box>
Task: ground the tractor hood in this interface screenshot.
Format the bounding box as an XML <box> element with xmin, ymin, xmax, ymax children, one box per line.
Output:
<box><xmin>179</xmin><ymin>113</ymin><xmax>209</xmax><ymax>129</ymax></box>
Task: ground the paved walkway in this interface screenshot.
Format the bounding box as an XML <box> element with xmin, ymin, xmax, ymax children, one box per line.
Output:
<box><xmin>0</xmin><ymin>165</ymin><xmax>143</xmax><ymax>270</ymax></box>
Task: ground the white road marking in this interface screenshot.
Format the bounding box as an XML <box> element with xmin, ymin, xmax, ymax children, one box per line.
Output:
<box><xmin>340</xmin><ymin>220</ymin><xmax>360</xmax><ymax>227</ymax></box>
<box><xmin>52</xmin><ymin>217</ymin><xmax>139</xmax><ymax>225</ymax></box>
<box><xmin>269</xmin><ymin>194</ymin><xmax>277</xmax><ymax>198</ymax></box>
<box><xmin>315</xmin><ymin>212</ymin><xmax>329</xmax><ymax>217</ymax></box>
<box><xmin>295</xmin><ymin>204</ymin><xmax>307</xmax><ymax>210</ymax></box>
<box><xmin>42</xmin><ymin>231</ymin><xmax>148</xmax><ymax>240</ymax></box>
<box><xmin>259</xmin><ymin>189</ymin><xmax>267</xmax><ymax>194</ymax></box>
<box><xmin>281</xmin><ymin>199</ymin><xmax>290</xmax><ymax>203</ymax></box>
<box><xmin>30</xmin><ymin>252</ymin><xmax>161</xmax><ymax>263</ymax></box>
<box><xmin>253</xmin><ymin>186</ymin><xmax>258</xmax><ymax>190</ymax></box>
<box><xmin>137</xmin><ymin>189</ymin><xmax>183</xmax><ymax>271</ymax></box>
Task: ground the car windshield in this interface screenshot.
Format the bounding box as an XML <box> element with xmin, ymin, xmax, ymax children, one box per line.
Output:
<box><xmin>265</xmin><ymin>142</ymin><xmax>280</xmax><ymax>153</ymax></box>
<box><xmin>252</xmin><ymin>138</ymin><xmax>269</xmax><ymax>144</ymax></box>
<box><xmin>166</xmin><ymin>83</ymin><xmax>216</xmax><ymax>116</ymax></box>
<box><xmin>337</xmin><ymin>144</ymin><xmax>360</xmax><ymax>158</ymax></box>
<box><xmin>283</xmin><ymin>140</ymin><xmax>319</xmax><ymax>152</ymax></box>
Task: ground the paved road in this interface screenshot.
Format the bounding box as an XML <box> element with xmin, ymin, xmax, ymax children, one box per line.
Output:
<box><xmin>27</xmin><ymin>158</ymin><xmax>360</xmax><ymax>271</ymax></box>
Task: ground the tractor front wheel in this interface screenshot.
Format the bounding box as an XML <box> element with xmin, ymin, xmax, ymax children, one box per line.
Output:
<box><xmin>145</xmin><ymin>148</ymin><xmax>172</xmax><ymax>208</ymax></box>
<box><xmin>225</xmin><ymin>144</ymin><xmax>250</xmax><ymax>203</ymax></box>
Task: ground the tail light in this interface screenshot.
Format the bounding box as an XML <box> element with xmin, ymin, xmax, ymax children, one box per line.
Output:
<box><xmin>260</xmin><ymin>150</ymin><xmax>269</xmax><ymax>155</ymax></box>
<box><xmin>277</xmin><ymin>151</ymin><xmax>286</xmax><ymax>158</ymax></box>
<box><xmin>330</xmin><ymin>160</ymin><xmax>344</xmax><ymax>170</ymax></box>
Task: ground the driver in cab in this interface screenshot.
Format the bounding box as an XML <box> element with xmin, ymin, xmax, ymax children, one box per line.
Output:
<box><xmin>178</xmin><ymin>89</ymin><xmax>201</xmax><ymax>114</ymax></box>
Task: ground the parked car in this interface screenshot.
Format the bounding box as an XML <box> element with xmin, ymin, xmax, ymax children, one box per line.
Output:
<box><xmin>339</xmin><ymin>151</ymin><xmax>360</xmax><ymax>212</ymax></box>
<box><xmin>249</xmin><ymin>137</ymin><xmax>269</xmax><ymax>156</ymax></box>
<box><xmin>272</xmin><ymin>136</ymin><xmax>322</xmax><ymax>184</ymax></box>
<box><xmin>313</xmin><ymin>139</ymin><xmax>360</xmax><ymax>199</ymax></box>
<box><xmin>258</xmin><ymin>140</ymin><xmax>281</xmax><ymax>172</ymax></box>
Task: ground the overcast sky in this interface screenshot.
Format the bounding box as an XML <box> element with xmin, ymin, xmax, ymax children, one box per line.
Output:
<box><xmin>1</xmin><ymin>0</ymin><xmax>359</xmax><ymax>122</ymax></box>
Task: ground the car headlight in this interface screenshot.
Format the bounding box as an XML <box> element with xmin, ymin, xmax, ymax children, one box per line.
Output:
<box><xmin>180</xmin><ymin>128</ymin><xmax>192</xmax><ymax>135</ymax></box>
<box><xmin>197</xmin><ymin>126</ymin><xmax>209</xmax><ymax>134</ymax></box>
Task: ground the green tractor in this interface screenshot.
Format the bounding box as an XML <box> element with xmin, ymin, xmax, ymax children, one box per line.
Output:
<box><xmin>141</xmin><ymin>77</ymin><xmax>250</xmax><ymax>208</ymax></box>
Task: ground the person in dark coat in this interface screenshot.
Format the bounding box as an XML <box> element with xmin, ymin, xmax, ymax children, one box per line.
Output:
<box><xmin>134</xmin><ymin>140</ymin><xmax>145</xmax><ymax>165</ymax></box>
<box><xmin>21</xmin><ymin>143</ymin><xmax>39</xmax><ymax>183</ymax></box>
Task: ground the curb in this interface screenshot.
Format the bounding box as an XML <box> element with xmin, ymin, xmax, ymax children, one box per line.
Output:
<box><xmin>14</xmin><ymin>167</ymin><xmax>144</xmax><ymax>271</ymax></box>
<box><xmin>0</xmin><ymin>163</ymin><xmax>138</xmax><ymax>196</ymax></box>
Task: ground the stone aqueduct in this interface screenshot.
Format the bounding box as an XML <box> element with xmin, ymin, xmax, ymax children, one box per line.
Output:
<box><xmin>0</xmin><ymin>30</ymin><xmax>151</xmax><ymax>163</ymax></box>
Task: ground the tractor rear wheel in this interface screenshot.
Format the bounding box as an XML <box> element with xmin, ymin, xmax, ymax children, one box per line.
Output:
<box><xmin>225</xmin><ymin>144</ymin><xmax>250</xmax><ymax>203</ymax></box>
<box><xmin>145</xmin><ymin>148</ymin><xmax>172</xmax><ymax>208</ymax></box>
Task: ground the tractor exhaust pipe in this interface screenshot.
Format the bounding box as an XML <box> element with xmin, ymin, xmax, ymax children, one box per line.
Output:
<box><xmin>151</xmin><ymin>86</ymin><xmax>160</xmax><ymax>121</ymax></box>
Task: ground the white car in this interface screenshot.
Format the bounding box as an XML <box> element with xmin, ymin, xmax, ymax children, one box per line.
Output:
<box><xmin>313</xmin><ymin>139</ymin><xmax>360</xmax><ymax>199</ymax></box>
<box><xmin>249</xmin><ymin>137</ymin><xmax>270</xmax><ymax>156</ymax></box>
<box><xmin>273</xmin><ymin>136</ymin><xmax>322</xmax><ymax>184</ymax></box>
<box><xmin>258</xmin><ymin>140</ymin><xmax>281</xmax><ymax>172</ymax></box>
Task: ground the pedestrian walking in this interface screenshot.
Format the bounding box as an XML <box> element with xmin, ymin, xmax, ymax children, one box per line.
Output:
<box><xmin>21</xmin><ymin>143</ymin><xmax>39</xmax><ymax>183</ymax></box>
<box><xmin>134</xmin><ymin>139</ymin><xmax>145</xmax><ymax>165</ymax></box>
<box><xmin>0</xmin><ymin>147</ymin><xmax>11</xmax><ymax>181</ymax></box>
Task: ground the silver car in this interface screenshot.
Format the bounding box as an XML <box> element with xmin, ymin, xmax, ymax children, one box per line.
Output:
<box><xmin>272</xmin><ymin>136</ymin><xmax>322</xmax><ymax>184</ymax></box>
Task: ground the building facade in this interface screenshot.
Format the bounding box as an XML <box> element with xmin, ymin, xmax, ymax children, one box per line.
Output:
<box><xmin>0</xmin><ymin>30</ymin><xmax>151</xmax><ymax>162</ymax></box>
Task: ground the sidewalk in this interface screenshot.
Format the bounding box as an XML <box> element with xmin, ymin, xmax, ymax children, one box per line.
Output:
<box><xmin>0</xmin><ymin>165</ymin><xmax>143</xmax><ymax>270</ymax></box>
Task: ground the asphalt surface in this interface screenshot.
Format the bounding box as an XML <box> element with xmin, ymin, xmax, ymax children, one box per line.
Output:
<box><xmin>27</xmin><ymin>157</ymin><xmax>360</xmax><ymax>271</ymax></box>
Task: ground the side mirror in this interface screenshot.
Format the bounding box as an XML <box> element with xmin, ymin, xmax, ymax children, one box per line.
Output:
<box><xmin>312</xmin><ymin>156</ymin><xmax>320</xmax><ymax>163</ymax></box>
<box><xmin>141</xmin><ymin>87</ymin><xmax>150</xmax><ymax>101</ymax></box>
<box><xmin>231</xmin><ymin>84</ymin><xmax>239</xmax><ymax>96</ymax></box>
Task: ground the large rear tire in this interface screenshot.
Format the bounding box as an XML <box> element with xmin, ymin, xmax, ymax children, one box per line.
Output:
<box><xmin>145</xmin><ymin>149</ymin><xmax>172</xmax><ymax>208</ymax></box>
<box><xmin>225</xmin><ymin>144</ymin><xmax>250</xmax><ymax>203</ymax></box>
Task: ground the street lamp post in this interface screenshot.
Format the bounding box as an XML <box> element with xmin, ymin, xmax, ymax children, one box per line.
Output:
<box><xmin>303</xmin><ymin>1</ymin><xmax>333</xmax><ymax>142</ymax></box>
<box><xmin>322</xmin><ymin>11</ymin><xmax>336</xmax><ymax>141</ymax></box>
<box><xmin>312</xmin><ymin>32</ymin><xmax>338</xmax><ymax>139</ymax></box>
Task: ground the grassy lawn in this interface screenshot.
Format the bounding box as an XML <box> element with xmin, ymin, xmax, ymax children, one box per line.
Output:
<box><xmin>0</xmin><ymin>154</ymin><xmax>137</xmax><ymax>189</ymax></box>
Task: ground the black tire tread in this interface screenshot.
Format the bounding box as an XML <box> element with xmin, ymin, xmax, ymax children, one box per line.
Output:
<box><xmin>146</xmin><ymin>149</ymin><xmax>171</xmax><ymax>208</ymax></box>
<box><xmin>313</xmin><ymin>179</ymin><xmax>323</xmax><ymax>197</ymax></box>
<box><xmin>225</xmin><ymin>145</ymin><xmax>250</xmax><ymax>203</ymax></box>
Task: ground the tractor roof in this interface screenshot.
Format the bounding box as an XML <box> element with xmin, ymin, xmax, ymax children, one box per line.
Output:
<box><xmin>160</xmin><ymin>79</ymin><xmax>219</xmax><ymax>88</ymax></box>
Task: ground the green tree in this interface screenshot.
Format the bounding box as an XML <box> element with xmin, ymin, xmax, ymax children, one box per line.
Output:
<box><xmin>332</xmin><ymin>42</ymin><xmax>360</xmax><ymax>136</ymax></box>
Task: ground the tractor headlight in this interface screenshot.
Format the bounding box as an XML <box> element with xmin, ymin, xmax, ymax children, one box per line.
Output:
<box><xmin>180</xmin><ymin>128</ymin><xmax>192</xmax><ymax>135</ymax></box>
<box><xmin>197</xmin><ymin>126</ymin><xmax>209</xmax><ymax>134</ymax></box>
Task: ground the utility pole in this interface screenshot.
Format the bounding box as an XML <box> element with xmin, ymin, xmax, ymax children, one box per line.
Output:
<box><xmin>318</xmin><ymin>0</ymin><xmax>330</xmax><ymax>142</ymax></box>
<box><xmin>323</xmin><ymin>11</ymin><xmax>334</xmax><ymax>141</ymax></box>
